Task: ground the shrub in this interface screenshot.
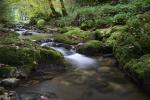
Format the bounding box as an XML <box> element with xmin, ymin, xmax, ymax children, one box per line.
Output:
<box><xmin>95</xmin><ymin>17</ymin><xmax>113</xmax><ymax>28</ymax></box>
<box><xmin>100</xmin><ymin>5</ymin><xmax>119</xmax><ymax>16</ymax></box>
<box><xmin>37</xmin><ymin>19</ymin><xmax>45</xmax><ymax>28</ymax></box>
<box><xmin>113</xmin><ymin>13</ymin><xmax>131</xmax><ymax>25</ymax></box>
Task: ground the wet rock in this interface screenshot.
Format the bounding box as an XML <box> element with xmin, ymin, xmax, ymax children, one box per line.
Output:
<box><xmin>1</xmin><ymin>78</ymin><xmax>20</xmax><ymax>87</ymax></box>
<box><xmin>0</xmin><ymin>87</ymin><xmax>5</xmax><ymax>95</ymax></box>
<box><xmin>18</xmin><ymin>71</ymin><xmax>30</xmax><ymax>80</ymax></box>
<box><xmin>35</xmin><ymin>39</ymin><xmax>53</xmax><ymax>45</ymax></box>
<box><xmin>48</xmin><ymin>28</ymin><xmax>59</xmax><ymax>33</ymax></box>
<box><xmin>0</xmin><ymin>91</ymin><xmax>18</xmax><ymax>100</ymax></box>
<box><xmin>22</xmin><ymin>31</ymin><xmax>33</xmax><ymax>36</ymax></box>
<box><xmin>56</xmin><ymin>43</ymin><xmax>72</xmax><ymax>49</ymax></box>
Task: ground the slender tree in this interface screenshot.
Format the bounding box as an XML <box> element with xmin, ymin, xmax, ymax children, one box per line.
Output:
<box><xmin>60</xmin><ymin>0</ymin><xmax>67</xmax><ymax>16</ymax></box>
<box><xmin>48</xmin><ymin>0</ymin><xmax>60</xmax><ymax>17</ymax></box>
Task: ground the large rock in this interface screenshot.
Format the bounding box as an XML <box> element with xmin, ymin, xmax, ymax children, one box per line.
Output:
<box><xmin>1</xmin><ymin>78</ymin><xmax>20</xmax><ymax>87</ymax></box>
<box><xmin>54</xmin><ymin>27</ymin><xmax>92</xmax><ymax>45</ymax></box>
<box><xmin>77</xmin><ymin>40</ymin><xmax>112</xmax><ymax>56</ymax></box>
<box><xmin>0</xmin><ymin>33</ymin><xmax>65</xmax><ymax>76</ymax></box>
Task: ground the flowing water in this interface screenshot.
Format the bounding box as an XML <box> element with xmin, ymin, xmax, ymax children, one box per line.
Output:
<box><xmin>14</xmin><ymin>42</ymin><xmax>150</xmax><ymax>100</ymax></box>
<box><xmin>12</xmin><ymin>29</ymin><xmax>149</xmax><ymax>100</ymax></box>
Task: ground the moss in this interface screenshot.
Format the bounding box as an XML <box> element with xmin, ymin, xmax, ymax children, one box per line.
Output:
<box><xmin>60</xmin><ymin>27</ymin><xmax>79</xmax><ymax>33</ymax></box>
<box><xmin>80</xmin><ymin>19</ymin><xmax>95</xmax><ymax>30</ymax></box>
<box><xmin>94</xmin><ymin>26</ymin><xmax>126</xmax><ymax>48</ymax></box>
<box><xmin>54</xmin><ymin>27</ymin><xmax>92</xmax><ymax>45</ymax></box>
<box><xmin>54</xmin><ymin>34</ymin><xmax>76</xmax><ymax>45</ymax></box>
<box><xmin>113</xmin><ymin>31</ymin><xmax>150</xmax><ymax>65</ymax></box>
<box><xmin>111</xmin><ymin>25</ymin><xmax>127</xmax><ymax>32</ymax></box>
<box><xmin>39</xmin><ymin>47</ymin><xmax>64</xmax><ymax>64</ymax></box>
<box><xmin>19</xmin><ymin>34</ymin><xmax>51</xmax><ymax>41</ymax></box>
<box><xmin>100</xmin><ymin>5</ymin><xmax>119</xmax><ymax>16</ymax></box>
<box><xmin>37</xmin><ymin>19</ymin><xmax>45</xmax><ymax>28</ymax></box>
<box><xmin>125</xmin><ymin>54</ymin><xmax>150</xmax><ymax>79</ymax></box>
<box><xmin>94</xmin><ymin>17</ymin><xmax>113</xmax><ymax>28</ymax></box>
<box><xmin>94</xmin><ymin>28</ymin><xmax>112</xmax><ymax>41</ymax></box>
<box><xmin>0</xmin><ymin>33</ymin><xmax>65</xmax><ymax>74</ymax></box>
<box><xmin>105</xmin><ymin>31</ymin><xmax>122</xmax><ymax>48</ymax></box>
<box><xmin>0</xmin><ymin>33</ymin><xmax>20</xmax><ymax>45</ymax></box>
<box><xmin>137</xmin><ymin>12</ymin><xmax>150</xmax><ymax>23</ymax></box>
<box><xmin>77</xmin><ymin>40</ymin><xmax>108</xmax><ymax>56</ymax></box>
<box><xmin>126</xmin><ymin>16</ymin><xmax>144</xmax><ymax>32</ymax></box>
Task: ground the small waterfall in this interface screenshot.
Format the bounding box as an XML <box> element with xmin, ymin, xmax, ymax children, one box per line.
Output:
<box><xmin>41</xmin><ymin>42</ymin><xmax>97</xmax><ymax>69</ymax></box>
<box><xmin>65</xmin><ymin>53</ymin><xmax>97</xmax><ymax>69</ymax></box>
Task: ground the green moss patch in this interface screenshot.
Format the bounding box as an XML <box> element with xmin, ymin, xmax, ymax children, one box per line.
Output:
<box><xmin>0</xmin><ymin>33</ymin><xmax>65</xmax><ymax>76</ymax></box>
<box><xmin>77</xmin><ymin>40</ymin><xmax>111</xmax><ymax>56</ymax></box>
<box><xmin>125</xmin><ymin>54</ymin><xmax>150</xmax><ymax>79</ymax></box>
<box><xmin>54</xmin><ymin>27</ymin><xmax>92</xmax><ymax>45</ymax></box>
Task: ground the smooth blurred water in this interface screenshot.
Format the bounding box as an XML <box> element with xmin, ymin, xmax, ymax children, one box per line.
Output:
<box><xmin>49</xmin><ymin>44</ymin><xmax>97</xmax><ymax>69</ymax></box>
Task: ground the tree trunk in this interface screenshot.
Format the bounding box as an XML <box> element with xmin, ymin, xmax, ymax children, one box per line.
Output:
<box><xmin>48</xmin><ymin>0</ymin><xmax>58</xmax><ymax>16</ymax></box>
<box><xmin>60</xmin><ymin>0</ymin><xmax>67</xmax><ymax>16</ymax></box>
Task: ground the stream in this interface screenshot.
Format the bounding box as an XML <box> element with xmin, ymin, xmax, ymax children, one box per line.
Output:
<box><xmin>13</xmin><ymin>29</ymin><xmax>150</xmax><ymax>100</ymax></box>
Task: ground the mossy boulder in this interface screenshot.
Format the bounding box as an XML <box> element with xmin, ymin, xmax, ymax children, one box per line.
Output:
<box><xmin>113</xmin><ymin>17</ymin><xmax>150</xmax><ymax>65</ymax></box>
<box><xmin>0</xmin><ymin>33</ymin><xmax>65</xmax><ymax>77</ymax></box>
<box><xmin>125</xmin><ymin>54</ymin><xmax>150</xmax><ymax>79</ymax></box>
<box><xmin>105</xmin><ymin>31</ymin><xmax>122</xmax><ymax>48</ymax></box>
<box><xmin>37</xmin><ymin>19</ymin><xmax>45</xmax><ymax>28</ymax></box>
<box><xmin>125</xmin><ymin>54</ymin><xmax>150</xmax><ymax>92</ymax></box>
<box><xmin>54</xmin><ymin>27</ymin><xmax>92</xmax><ymax>45</ymax></box>
<box><xmin>94</xmin><ymin>26</ymin><xmax>126</xmax><ymax>48</ymax></box>
<box><xmin>94</xmin><ymin>28</ymin><xmax>112</xmax><ymax>41</ymax></box>
<box><xmin>77</xmin><ymin>40</ymin><xmax>111</xmax><ymax>56</ymax></box>
<box><xmin>39</xmin><ymin>47</ymin><xmax>64</xmax><ymax>64</ymax></box>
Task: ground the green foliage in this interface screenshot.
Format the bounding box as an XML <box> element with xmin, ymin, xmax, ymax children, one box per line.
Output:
<box><xmin>136</xmin><ymin>12</ymin><xmax>150</xmax><ymax>23</ymax></box>
<box><xmin>0</xmin><ymin>0</ymin><xmax>10</xmax><ymax>23</ymax></box>
<box><xmin>100</xmin><ymin>5</ymin><xmax>119</xmax><ymax>16</ymax></box>
<box><xmin>0</xmin><ymin>33</ymin><xmax>20</xmax><ymax>45</ymax></box>
<box><xmin>54</xmin><ymin>15</ymin><xmax>75</xmax><ymax>27</ymax></box>
<box><xmin>37</xmin><ymin>19</ymin><xmax>45</xmax><ymax>28</ymax></box>
<box><xmin>126</xmin><ymin>16</ymin><xmax>143</xmax><ymax>32</ymax></box>
<box><xmin>113</xmin><ymin>13</ymin><xmax>131</xmax><ymax>25</ymax></box>
<box><xmin>75</xmin><ymin>0</ymin><xmax>112</xmax><ymax>6</ymax></box>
